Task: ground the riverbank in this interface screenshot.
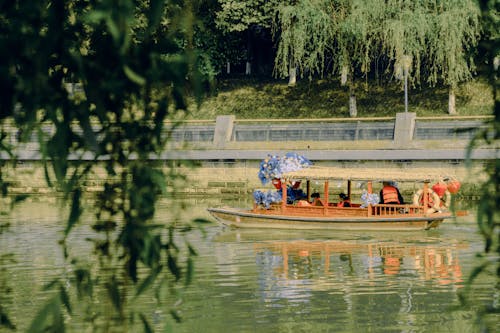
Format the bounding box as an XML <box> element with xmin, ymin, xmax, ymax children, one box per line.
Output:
<box><xmin>195</xmin><ymin>77</ymin><xmax>494</xmax><ymax>119</ymax></box>
<box><xmin>1</xmin><ymin>159</ymin><xmax>486</xmax><ymax>201</ymax></box>
<box><xmin>2</xmin><ymin>115</ymin><xmax>494</xmax><ymax>199</ymax></box>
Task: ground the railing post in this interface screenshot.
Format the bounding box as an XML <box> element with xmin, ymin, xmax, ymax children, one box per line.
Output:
<box><xmin>213</xmin><ymin>115</ymin><xmax>235</xmax><ymax>149</ymax></box>
<box><xmin>394</xmin><ymin>112</ymin><xmax>416</xmax><ymax>148</ymax></box>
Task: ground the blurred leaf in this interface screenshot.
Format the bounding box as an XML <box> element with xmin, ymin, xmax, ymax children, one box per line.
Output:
<box><xmin>140</xmin><ymin>313</ymin><xmax>154</xmax><ymax>333</ymax></box>
<box><xmin>74</xmin><ymin>268</ymin><xmax>93</xmax><ymax>298</ymax></box>
<box><xmin>0</xmin><ymin>309</ymin><xmax>16</xmax><ymax>330</ymax></box>
<box><xmin>467</xmin><ymin>261</ymin><xmax>489</xmax><ymax>284</ymax></box>
<box><xmin>27</xmin><ymin>297</ymin><xmax>61</xmax><ymax>333</ymax></box>
<box><xmin>106</xmin><ymin>17</ymin><xmax>121</xmax><ymax>43</ymax></box>
<box><xmin>42</xmin><ymin>279</ymin><xmax>60</xmax><ymax>291</ymax></box>
<box><xmin>185</xmin><ymin>256</ymin><xmax>194</xmax><ymax>286</ymax></box>
<box><xmin>147</xmin><ymin>0</ymin><xmax>165</xmax><ymax>33</ymax></box>
<box><xmin>192</xmin><ymin>218</ymin><xmax>212</xmax><ymax>224</ymax></box>
<box><xmin>106</xmin><ymin>276</ymin><xmax>123</xmax><ymax>315</ymax></box>
<box><xmin>59</xmin><ymin>285</ymin><xmax>72</xmax><ymax>315</ymax></box>
<box><xmin>124</xmin><ymin>65</ymin><xmax>146</xmax><ymax>86</ymax></box>
<box><xmin>150</xmin><ymin>169</ymin><xmax>167</xmax><ymax>194</ymax></box>
<box><xmin>187</xmin><ymin>244</ymin><xmax>198</xmax><ymax>257</ymax></box>
<box><xmin>85</xmin><ymin>10</ymin><xmax>107</xmax><ymax>24</ymax></box>
<box><xmin>169</xmin><ymin>309</ymin><xmax>182</xmax><ymax>323</ymax></box>
<box><xmin>65</xmin><ymin>188</ymin><xmax>82</xmax><ymax>236</ymax></box>
<box><xmin>9</xmin><ymin>194</ymin><xmax>29</xmax><ymax>209</ymax></box>
<box><xmin>167</xmin><ymin>252</ymin><xmax>181</xmax><ymax>281</ymax></box>
<box><xmin>136</xmin><ymin>267</ymin><xmax>161</xmax><ymax>297</ymax></box>
<box><xmin>92</xmin><ymin>220</ymin><xmax>117</xmax><ymax>232</ymax></box>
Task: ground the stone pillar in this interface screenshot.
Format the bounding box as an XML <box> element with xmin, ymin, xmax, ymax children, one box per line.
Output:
<box><xmin>213</xmin><ymin>115</ymin><xmax>235</xmax><ymax>149</ymax></box>
<box><xmin>393</xmin><ymin>112</ymin><xmax>416</xmax><ymax>148</ymax></box>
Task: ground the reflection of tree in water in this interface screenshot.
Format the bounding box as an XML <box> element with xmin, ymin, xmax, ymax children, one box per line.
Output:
<box><xmin>0</xmin><ymin>256</ymin><xmax>16</xmax><ymax>330</ymax></box>
<box><xmin>0</xmin><ymin>225</ymin><xmax>15</xmax><ymax>330</ymax></box>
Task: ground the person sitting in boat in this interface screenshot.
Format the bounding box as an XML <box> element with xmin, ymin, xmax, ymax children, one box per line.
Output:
<box><xmin>311</xmin><ymin>192</ymin><xmax>323</xmax><ymax>206</ymax></box>
<box><xmin>337</xmin><ymin>193</ymin><xmax>351</xmax><ymax>207</ymax></box>
<box><xmin>379</xmin><ymin>181</ymin><xmax>404</xmax><ymax>204</ymax></box>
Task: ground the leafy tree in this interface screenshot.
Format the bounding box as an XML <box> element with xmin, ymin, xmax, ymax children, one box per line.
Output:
<box><xmin>0</xmin><ymin>0</ymin><xmax>205</xmax><ymax>331</ymax></box>
<box><xmin>271</xmin><ymin>0</ymin><xmax>481</xmax><ymax>116</ymax></box>
<box><xmin>461</xmin><ymin>0</ymin><xmax>499</xmax><ymax>330</ymax></box>
<box><xmin>273</xmin><ymin>0</ymin><xmax>334</xmax><ymax>86</ymax></box>
<box><xmin>332</xmin><ymin>0</ymin><xmax>386</xmax><ymax>116</ymax></box>
<box><xmin>215</xmin><ymin>0</ymin><xmax>279</xmax><ymax>75</ymax></box>
<box><xmin>381</xmin><ymin>0</ymin><xmax>432</xmax><ymax>87</ymax></box>
<box><xmin>191</xmin><ymin>0</ymin><xmax>225</xmax><ymax>77</ymax></box>
<box><xmin>426</xmin><ymin>0</ymin><xmax>481</xmax><ymax>114</ymax></box>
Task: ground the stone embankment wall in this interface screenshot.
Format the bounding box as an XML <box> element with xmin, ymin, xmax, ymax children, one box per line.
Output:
<box><xmin>1</xmin><ymin>113</ymin><xmax>495</xmax><ymax>198</ymax></box>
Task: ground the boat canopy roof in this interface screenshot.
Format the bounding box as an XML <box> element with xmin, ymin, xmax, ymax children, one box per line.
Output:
<box><xmin>282</xmin><ymin>166</ymin><xmax>456</xmax><ymax>182</ymax></box>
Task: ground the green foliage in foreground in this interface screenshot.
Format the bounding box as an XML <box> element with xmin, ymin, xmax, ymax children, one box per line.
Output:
<box><xmin>0</xmin><ymin>0</ymin><xmax>207</xmax><ymax>332</ymax></box>
<box><xmin>194</xmin><ymin>76</ymin><xmax>494</xmax><ymax>119</ymax></box>
<box><xmin>458</xmin><ymin>1</ymin><xmax>499</xmax><ymax>331</ymax></box>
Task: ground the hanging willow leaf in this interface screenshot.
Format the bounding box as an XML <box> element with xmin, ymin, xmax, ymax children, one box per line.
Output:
<box><xmin>106</xmin><ymin>276</ymin><xmax>123</xmax><ymax>316</ymax></box>
<box><xmin>0</xmin><ymin>309</ymin><xmax>16</xmax><ymax>330</ymax></box>
<box><xmin>185</xmin><ymin>256</ymin><xmax>194</xmax><ymax>287</ymax></box>
<box><xmin>64</xmin><ymin>188</ymin><xmax>82</xmax><ymax>236</ymax></box>
<box><xmin>169</xmin><ymin>309</ymin><xmax>182</xmax><ymax>323</ymax></box>
<box><xmin>59</xmin><ymin>285</ymin><xmax>72</xmax><ymax>315</ymax></box>
<box><xmin>3</xmin><ymin>0</ymin><xmax>204</xmax><ymax>331</ymax></box>
<box><xmin>167</xmin><ymin>252</ymin><xmax>181</xmax><ymax>281</ymax></box>
<box><xmin>136</xmin><ymin>267</ymin><xmax>161</xmax><ymax>297</ymax></box>
<box><xmin>139</xmin><ymin>313</ymin><xmax>154</xmax><ymax>333</ymax></box>
<box><xmin>27</xmin><ymin>296</ymin><xmax>61</xmax><ymax>333</ymax></box>
<box><xmin>147</xmin><ymin>0</ymin><xmax>165</xmax><ymax>33</ymax></box>
<box><xmin>192</xmin><ymin>218</ymin><xmax>212</xmax><ymax>224</ymax></box>
<box><xmin>9</xmin><ymin>194</ymin><xmax>28</xmax><ymax>210</ymax></box>
<box><xmin>124</xmin><ymin>65</ymin><xmax>146</xmax><ymax>86</ymax></box>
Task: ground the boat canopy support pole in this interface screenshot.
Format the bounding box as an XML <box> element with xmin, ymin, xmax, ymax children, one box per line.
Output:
<box><xmin>347</xmin><ymin>180</ymin><xmax>352</xmax><ymax>200</ymax></box>
<box><xmin>324</xmin><ymin>181</ymin><xmax>329</xmax><ymax>204</ymax></box>
<box><xmin>367</xmin><ymin>181</ymin><xmax>373</xmax><ymax>216</ymax></box>
<box><xmin>306</xmin><ymin>180</ymin><xmax>311</xmax><ymax>201</ymax></box>
<box><xmin>281</xmin><ymin>180</ymin><xmax>287</xmax><ymax>212</ymax></box>
<box><xmin>423</xmin><ymin>182</ymin><xmax>429</xmax><ymax>210</ymax></box>
<box><xmin>324</xmin><ymin>181</ymin><xmax>329</xmax><ymax>215</ymax></box>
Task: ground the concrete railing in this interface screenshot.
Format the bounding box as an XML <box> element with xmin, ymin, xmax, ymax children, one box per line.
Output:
<box><xmin>166</xmin><ymin>114</ymin><xmax>491</xmax><ymax>146</ymax></box>
<box><xmin>1</xmin><ymin>114</ymin><xmax>496</xmax><ymax>161</ymax></box>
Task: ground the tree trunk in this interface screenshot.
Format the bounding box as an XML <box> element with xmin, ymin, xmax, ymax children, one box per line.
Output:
<box><xmin>349</xmin><ymin>94</ymin><xmax>357</xmax><ymax>117</ymax></box>
<box><xmin>448</xmin><ymin>86</ymin><xmax>457</xmax><ymax>115</ymax></box>
<box><xmin>246</xmin><ymin>29</ymin><xmax>252</xmax><ymax>75</ymax></box>
<box><xmin>288</xmin><ymin>66</ymin><xmax>297</xmax><ymax>86</ymax></box>
<box><xmin>349</xmin><ymin>76</ymin><xmax>357</xmax><ymax>117</ymax></box>
<box><xmin>226</xmin><ymin>61</ymin><xmax>230</xmax><ymax>74</ymax></box>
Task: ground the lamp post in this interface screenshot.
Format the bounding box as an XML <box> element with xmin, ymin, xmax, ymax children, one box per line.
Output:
<box><xmin>402</xmin><ymin>55</ymin><xmax>412</xmax><ymax>113</ymax></box>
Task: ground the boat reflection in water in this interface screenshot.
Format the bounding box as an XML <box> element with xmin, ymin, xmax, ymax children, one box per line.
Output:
<box><xmin>230</xmin><ymin>232</ymin><xmax>469</xmax><ymax>308</ymax></box>
<box><xmin>254</xmin><ymin>239</ymin><xmax>464</xmax><ymax>282</ymax></box>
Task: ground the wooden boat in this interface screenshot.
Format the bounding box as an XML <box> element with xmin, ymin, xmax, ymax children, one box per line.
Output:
<box><xmin>208</xmin><ymin>166</ymin><xmax>460</xmax><ymax>231</ymax></box>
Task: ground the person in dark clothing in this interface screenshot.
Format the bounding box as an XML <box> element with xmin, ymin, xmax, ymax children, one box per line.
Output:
<box><xmin>310</xmin><ymin>192</ymin><xmax>322</xmax><ymax>206</ymax></box>
<box><xmin>337</xmin><ymin>193</ymin><xmax>351</xmax><ymax>207</ymax></box>
<box><xmin>379</xmin><ymin>181</ymin><xmax>404</xmax><ymax>204</ymax></box>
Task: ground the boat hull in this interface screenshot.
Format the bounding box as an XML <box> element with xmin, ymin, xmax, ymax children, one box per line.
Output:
<box><xmin>207</xmin><ymin>207</ymin><xmax>452</xmax><ymax>231</ymax></box>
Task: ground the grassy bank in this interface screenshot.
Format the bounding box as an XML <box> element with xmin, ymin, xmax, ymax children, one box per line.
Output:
<box><xmin>192</xmin><ymin>76</ymin><xmax>494</xmax><ymax>119</ymax></box>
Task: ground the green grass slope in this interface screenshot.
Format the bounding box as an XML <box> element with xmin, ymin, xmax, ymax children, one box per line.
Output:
<box><xmin>193</xmin><ymin>76</ymin><xmax>494</xmax><ymax>119</ymax></box>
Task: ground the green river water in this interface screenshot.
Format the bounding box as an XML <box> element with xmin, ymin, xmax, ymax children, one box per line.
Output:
<box><xmin>0</xmin><ymin>197</ymin><xmax>497</xmax><ymax>333</ymax></box>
